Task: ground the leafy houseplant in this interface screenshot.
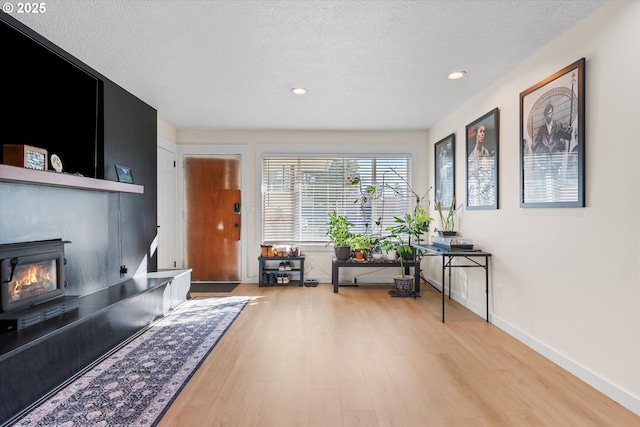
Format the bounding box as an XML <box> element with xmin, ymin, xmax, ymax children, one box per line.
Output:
<box><xmin>326</xmin><ymin>211</ymin><xmax>354</xmax><ymax>260</ymax></box>
<box><xmin>435</xmin><ymin>197</ymin><xmax>461</xmax><ymax>236</ymax></box>
<box><xmin>349</xmin><ymin>233</ymin><xmax>378</xmax><ymax>260</ymax></box>
<box><xmin>384</xmin><ymin>204</ymin><xmax>432</xmax><ymax>295</ymax></box>
<box><xmin>379</xmin><ymin>238</ymin><xmax>396</xmax><ymax>260</ymax></box>
<box><xmin>385</xmin><ymin>204</ymin><xmax>433</xmax><ymax>276</ymax></box>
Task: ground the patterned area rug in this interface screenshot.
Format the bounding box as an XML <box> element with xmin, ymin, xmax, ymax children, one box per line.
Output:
<box><xmin>13</xmin><ymin>296</ymin><xmax>250</xmax><ymax>427</ymax></box>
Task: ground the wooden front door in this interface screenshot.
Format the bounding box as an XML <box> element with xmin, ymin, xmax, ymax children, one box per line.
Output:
<box><xmin>184</xmin><ymin>156</ymin><xmax>241</xmax><ymax>281</ymax></box>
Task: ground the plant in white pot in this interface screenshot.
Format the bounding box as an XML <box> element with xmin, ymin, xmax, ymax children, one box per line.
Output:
<box><xmin>379</xmin><ymin>238</ymin><xmax>396</xmax><ymax>261</ymax></box>
<box><xmin>326</xmin><ymin>211</ymin><xmax>353</xmax><ymax>260</ymax></box>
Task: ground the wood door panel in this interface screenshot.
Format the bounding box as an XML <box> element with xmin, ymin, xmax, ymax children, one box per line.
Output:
<box><xmin>185</xmin><ymin>157</ymin><xmax>240</xmax><ymax>281</ymax></box>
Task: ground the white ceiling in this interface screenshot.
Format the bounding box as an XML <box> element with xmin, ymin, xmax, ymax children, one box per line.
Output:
<box><xmin>12</xmin><ymin>0</ymin><xmax>607</xmax><ymax>131</ymax></box>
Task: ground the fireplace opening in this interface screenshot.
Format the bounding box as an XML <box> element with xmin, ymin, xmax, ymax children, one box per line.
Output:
<box><xmin>0</xmin><ymin>239</ymin><xmax>77</xmax><ymax>332</ymax></box>
<box><xmin>2</xmin><ymin>253</ymin><xmax>63</xmax><ymax>312</ymax></box>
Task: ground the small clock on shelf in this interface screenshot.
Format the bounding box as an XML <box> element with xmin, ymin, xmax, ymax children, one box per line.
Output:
<box><xmin>50</xmin><ymin>154</ymin><xmax>63</xmax><ymax>173</ymax></box>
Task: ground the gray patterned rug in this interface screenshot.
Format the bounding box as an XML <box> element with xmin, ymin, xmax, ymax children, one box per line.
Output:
<box><xmin>13</xmin><ymin>296</ymin><xmax>250</xmax><ymax>427</ymax></box>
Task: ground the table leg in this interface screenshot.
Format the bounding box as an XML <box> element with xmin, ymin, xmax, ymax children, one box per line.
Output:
<box><xmin>448</xmin><ymin>256</ymin><xmax>452</xmax><ymax>299</ymax></box>
<box><xmin>442</xmin><ymin>255</ymin><xmax>445</xmax><ymax>323</ymax></box>
<box><xmin>414</xmin><ymin>261</ymin><xmax>421</xmax><ymax>294</ymax></box>
<box><xmin>333</xmin><ymin>263</ymin><xmax>338</xmax><ymax>293</ymax></box>
<box><xmin>485</xmin><ymin>256</ymin><xmax>490</xmax><ymax>322</ymax></box>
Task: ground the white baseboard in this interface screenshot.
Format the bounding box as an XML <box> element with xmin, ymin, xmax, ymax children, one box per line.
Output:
<box><xmin>432</xmin><ymin>279</ymin><xmax>640</xmax><ymax>417</ymax></box>
<box><xmin>491</xmin><ymin>315</ymin><xmax>640</xmax><ymax>416</ymax></box>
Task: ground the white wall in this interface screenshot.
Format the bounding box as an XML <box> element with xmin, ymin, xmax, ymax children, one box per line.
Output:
<box><xmin>427</xmin><ymin>0</ymin><xmax>639</xmax><ymax>414</ymax></box>
<box><xmin>158</xmin><ymin>118</ymin><xmax>177</xmax><ymax>143</ymax></box>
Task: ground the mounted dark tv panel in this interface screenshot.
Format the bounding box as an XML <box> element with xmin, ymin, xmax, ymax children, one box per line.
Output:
<box><xmin>0</xmin><ymin>17</ymin><xmax>102</xmax><ymax>179</ymax></box>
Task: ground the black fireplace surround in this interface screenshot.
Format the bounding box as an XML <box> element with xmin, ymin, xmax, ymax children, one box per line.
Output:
<box><xmin>0</xmin><ymin>267</ymin><xmax>184</xmax><ymax>425</ymax></box>
<box><xmin>0</xmin><ymin>13</ymin><xmax>161</xmax><ymax>425</ymax></box>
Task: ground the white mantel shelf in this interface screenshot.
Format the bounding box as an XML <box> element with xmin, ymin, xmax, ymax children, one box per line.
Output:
<box><xmin>0</xmin><ymin>164</ymin><xmax>144</xmax><ymax>194</ymax></box>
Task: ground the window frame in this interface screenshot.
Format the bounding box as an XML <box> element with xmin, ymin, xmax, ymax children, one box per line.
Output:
<box><xmin>256</xmin><ymin>143</ymin><xmax>419</xmax><ymax>250</ymax></box>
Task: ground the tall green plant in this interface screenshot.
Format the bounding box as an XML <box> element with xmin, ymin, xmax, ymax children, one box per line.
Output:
<box><xmin>385</xmin><ymin>204</ymin><xmax>433</xmax><ymax>276</ymax></box>
<box><xmin>347</xmin><ymin>173</ymin><xmax>379</xmax><ymax>234</ymax></box>
<box><xmin>435</xmin><ymin>197</ymin><xmax>460</xmax><ymax>231</ymax></box>
<box><xmin>325</xmin><ymin>211</ymin><xmax>353</xmax><ymax>247</ymax></box>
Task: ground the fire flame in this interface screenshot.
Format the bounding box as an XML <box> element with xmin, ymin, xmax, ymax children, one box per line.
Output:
<box><xmin>11</xmin><ymin>264</ymin><xmax>53</xmax><ymax>300</ymax></box>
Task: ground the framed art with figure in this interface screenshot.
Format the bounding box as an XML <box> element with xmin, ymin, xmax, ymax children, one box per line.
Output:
<box><xmin>466</xmin><ymin>108</ymin><xmax>499</xmax><ymax>210</ymax></box>
<box><xmin>520</xmin><ymin>58</ymin><xmax>585</xmax><ymax>208</ymax></box>
<box><xmin>434</xmin><ymin>133</ymin><xmax>455</xmax><ymax>211</ymax></box>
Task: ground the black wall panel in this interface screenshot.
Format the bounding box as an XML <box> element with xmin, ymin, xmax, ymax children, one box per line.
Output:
<box><xmin>103</xmin><ymin>79</ymin><xmax>158</xmax><ymax>277</ymax></box>
<box><xmin>0</xmin><ymin>12</ymin><xmax>160</xmax><ymax>424</ymax></box>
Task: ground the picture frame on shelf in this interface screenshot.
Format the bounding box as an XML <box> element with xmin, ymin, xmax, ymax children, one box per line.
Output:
<box><xmin>115</xmin><ymin>164</ymin><xmax>134</xmax><ymax>184</ymax></box>
<box><xmin>520</xmin><ymin>58</ymin><xmax>585</xmax><ymax>208</ymax></box>
<box><xmin>3</xmin><ymin>144</ymin><xmax>48</xmax><ymax>171</ymax></box>
<box><xmin>466</xmin><ymin>108</ymin><xmax>499</xmax><ymax>210</ymax></box>
<box><xmin>434</xmin><ymin>133</ymin><xmax>455</xmax><ymax>210</ymax></box>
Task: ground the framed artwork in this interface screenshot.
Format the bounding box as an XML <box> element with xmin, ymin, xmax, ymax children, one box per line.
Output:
<box><xmin>466</xmin><ymin>108</ymin><xmax>499</xmax><ymax>210</ymax></box>
<box><xmin>434</xmin><ymin>133</ymin><xmax>455</xmax><ymax>210</ymax></box>
<box><xmin>115</xmin><ymin>164</ymin><xmax>134</xmax><ymax>183</ymax></box>
<box><xmin>520</xmin><ymin>58</ymin><xmax>585</xmax><ymax>208</ymax></box>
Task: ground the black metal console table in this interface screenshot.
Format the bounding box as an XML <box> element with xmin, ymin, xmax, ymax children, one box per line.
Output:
<box><xmin>332</xmin><ymin>258</ymin><xmax>421</xmax><ymax>294</ymax></box>
<box><xmin>414</xmin><ymin>244</ymin><xmax>491</xmax><ymax>323</ymax></box>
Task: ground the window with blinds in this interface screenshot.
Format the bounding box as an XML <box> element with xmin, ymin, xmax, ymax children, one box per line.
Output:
<box><xmin>261</xmin><ymin>156</ymin><xmax>412</xmax><ymax>244</ymax></box>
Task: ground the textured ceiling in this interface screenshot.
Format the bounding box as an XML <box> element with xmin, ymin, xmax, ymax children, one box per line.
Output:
<box><xmin>11</xmin><ymin>0</ymin><xmax>607</xmax><ymax>130</ymax></box>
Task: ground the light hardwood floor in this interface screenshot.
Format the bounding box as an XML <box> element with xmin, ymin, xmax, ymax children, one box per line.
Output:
<box><xmin>158</xmin><ymin>283</ymin><xmax>640</xmax><ymax>427</ymax></box>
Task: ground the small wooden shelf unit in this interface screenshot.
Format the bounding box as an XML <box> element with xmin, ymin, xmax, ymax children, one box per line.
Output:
<box><xmin>258</xmin><ymin>256</ymin><xmax>305</xmax><ymax>287</ymax></box>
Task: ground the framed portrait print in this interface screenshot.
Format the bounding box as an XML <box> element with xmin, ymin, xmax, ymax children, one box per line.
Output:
<box><xmin>434</xmin><ymin>133</ymin><xmax>455</xmax><ymax>211</ymax></box>
<box><xmin>115</xmin><ymin>164</ymin><xmax>134</xmax><ymax>183</ymax></box>
<box><xmin>466</xmin><ymin>108</ymin><xmax>499</xmax><ymax>210</ymax></box>
<box><xmin>520</xmin><ymin>58</ymin><xmax>585</xmax><ymax>208</ymax></box>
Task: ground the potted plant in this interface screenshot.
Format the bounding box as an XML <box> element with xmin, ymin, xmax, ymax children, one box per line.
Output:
<box><xmin>371</xmin><ymin>244</ymin><xmax>384</xmax><ymax>260</ymax></box>
<box><xmin>326</xmin><ymin>211</ymin><xmax>353</xmax><ymax>260</ymax></box>
<box><xmin>435</xmin><ymin>197</ymin><xmax>461</xmax><ymax>236</ymax></box>
<box><xmin>379</xmin><ymin>238</ymin><xmax>397</xmax><ymax>260</ymax></box>
<box><xmin>385</xmin><ymin>204</ymin><xmax>433</xmax><ymax>294</ymax></box>
<box><xmin>349</xmin><ymin>233</ymin><xmax>377</xmax><ymax>260</ymax></box>
<box><xmin>387</xmin><ymin>204</ymin><xmax>433</xmax><ymax>258</ymax></box>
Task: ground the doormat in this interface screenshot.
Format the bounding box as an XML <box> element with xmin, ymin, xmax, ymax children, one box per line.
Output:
<box><xmin>388</xmin><ymin>290</ymin><xmax>421</xmax><ymax>298</ymax></box>
<box><xmin>12</xmin><ymin>296</ymin><xmax>250</xmax><ymax>427</ymax></box>
<box><xmin>190</xmin><ymin>282</ymin><xmax>240</xmax><ymax>293</ymax></box>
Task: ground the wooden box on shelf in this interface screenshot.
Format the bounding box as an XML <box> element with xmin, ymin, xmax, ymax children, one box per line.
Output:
<box><xmin>3</xmin><ymin>144</ymin><xmax>48</xmax><ymax>170</ymax></box>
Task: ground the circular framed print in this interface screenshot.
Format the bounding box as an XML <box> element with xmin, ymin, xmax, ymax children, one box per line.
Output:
<box><xmin>50</xmin><ymin>154</ymin><xmax>63</xmax><ymax>173</ymax></box>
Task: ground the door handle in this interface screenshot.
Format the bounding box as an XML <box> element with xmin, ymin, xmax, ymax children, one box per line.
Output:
<box><xmin>234</xmin><ymin>203</ymin><xmax>241</xmax><ymax>214</ymax></box>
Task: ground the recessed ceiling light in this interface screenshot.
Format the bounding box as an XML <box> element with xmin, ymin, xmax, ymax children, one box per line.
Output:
<box><xmin>291</xmin><ymin>87</ymin><xmax>307</xmax><ymax>95</ymax></box>
<box><xmin>448</xmin><ymin>71</ymin><xmax>467</xmax><ymax>80</ymax></box>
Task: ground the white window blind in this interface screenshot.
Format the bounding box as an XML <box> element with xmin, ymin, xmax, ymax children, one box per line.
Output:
<box><xmin>261</xmin><ymin>156</ymin><xmax>412</xmax><ymax>244</ymax></box>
